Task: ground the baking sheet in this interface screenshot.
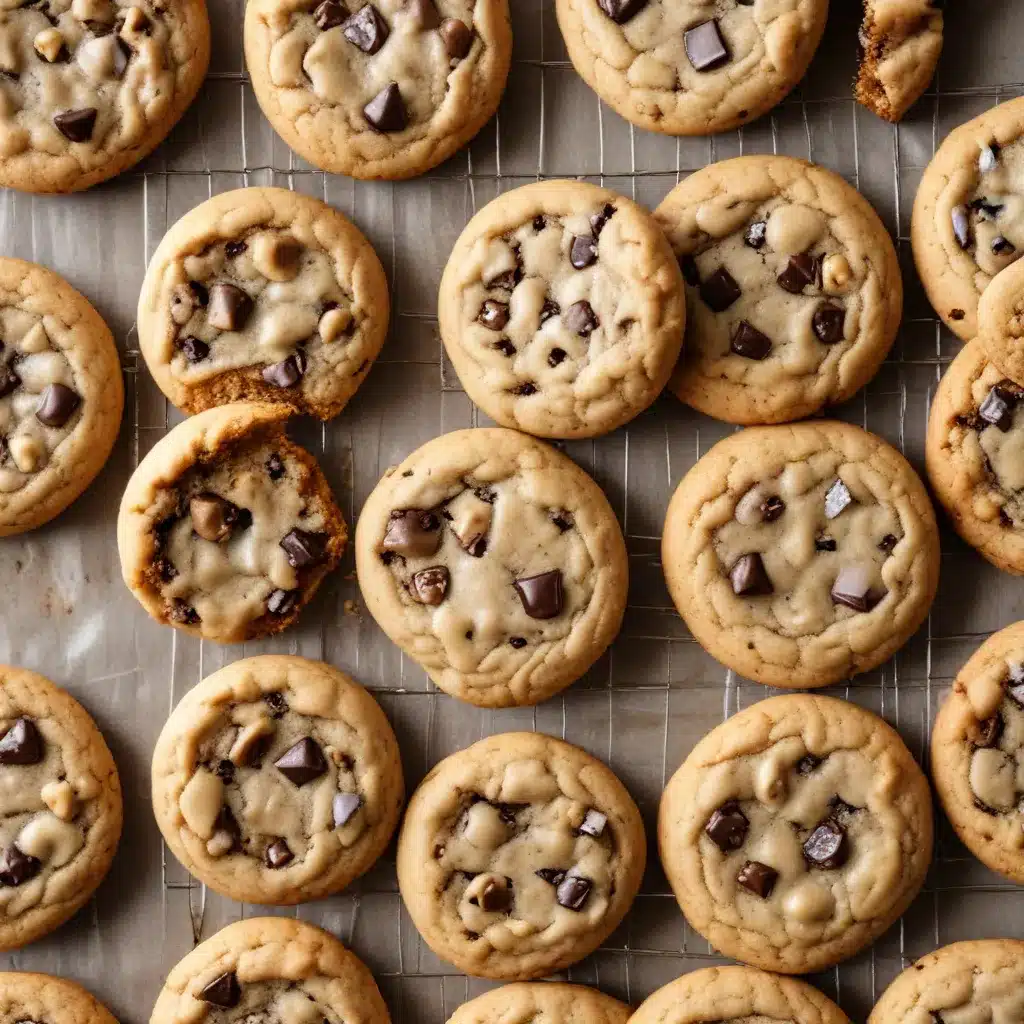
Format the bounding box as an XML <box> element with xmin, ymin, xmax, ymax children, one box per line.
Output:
<box><xmin>3</xmin><ymin>1</ymin><xmax>1024</xmax><ymax>1021</ymax></box>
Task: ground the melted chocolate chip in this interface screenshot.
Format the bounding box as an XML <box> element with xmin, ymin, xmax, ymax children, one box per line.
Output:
<box><xmin>383</xmin><ymin>509</ymin><xmax>442</xmax><ymax>557</ymax></box>
<box><xmin>570</xmin><ymin>235</ymin><xmax>599</xmax><ymax>269</ymax></box>
<box><xmin>0</xmin><ymin>719</ymin><xmax>43</xmax><ymax>765</ymax></box>
<box><xmin>313</xmin><ymin>0</ymin><xmax>345</xmax><ymax>25</ymax></box>
<box><xmin>737</xmin><ymin>860</ymin><xmax>778</xmax><ymax>898</ymax></box>
<box><xmin>279</xmin><ymin>528</ymin><xmax>329</xmax><ymax>568</ymax></box>
<box><xmin>761</xmin><ymin>496</ymin><xmax>785</xmax><ymax>522</ymax></box>
<box><xmin>879</xmin><ymin>534</ymin><xmax>898</xmax><ymax>554</ymax></box>
<box><xmin>513</xmin><ymin>382</ymin><xmax>537</xmax><ymax>396</ymax></box>
<box><xmin>53</xmin><ymin>107</ymin><xmax>97</xmax><ymax>142</ymax></box>
<box><xmin>536</xmin><ymin>867</ymin><xmax>565</xmax><ymax>885</ymax></box>
<box><xmin>35</xmin><ymin>383</ymin><xmax>80</xmax><ymax>428</ymax></box>
<box><xmin>274</xmin><ymin>737</ymin><xmax>327</xmax><ymax>787</ymax></box>
<box><xmin>509</xmin><ymin>636</ymin><xmax>527</xmax><ymax>649</ymax></box>
<box><xmin>597</xmin><ymin>0</ymin><xmax>646</xmax><ymax>22</ymax></box>
<box><xmin>815</xmin><ymin>535</ymin><xmax>838</xmax><ymax>552</ymax></box>
<box><xmin>705</xmin><ymin>801</ymin><xmax>748</xmax><ymax>852</ymax></box>
<box><xmin>262</xmin><ymin>352</ymin><xmax>306</xmax><ymax>389</ymax></box>
<box><xmin>478</xmin><ymin>299</ymin><xmax>510</xmax><ymax>330</ymax></box>
<box><xmin>813</xmin><ymin>304</ymin><xmax>845</xmax><ymax>344</ymax></box>
<box><xmin>699</xmin><ymin>266</ymin><xmax>741</xmax><ymax>312</ymax></box>
<box><xmin>410</xmin><ymin>565</ymin><xmax>450</xmax><ymax>605</ymax></box>
<box><xmin>513</xmin><ymin>569</ymin><xmax>563</xmax><ymax>618</ymax></box>
<box><xmin>177</xmin><ymin>336</ymin><xmax>209</xmax><ymax>363</ymax></box>
<box><xmin>439</xmin><ymin>17</ymin><xmax>472</xmax><ymax>59</ymax></box>
<box><xmin>476</xmin><ymin>877</ymin><xmax>513</xmax><ymax>912</ymax></box>
<box><xmin>364</xmin><ymin>82</ymin><xmax>406</xmax><ymax>132</ymax></box>
<box><xmin>264</xmin><ymin>838</ymin><xmax>293</xmax><ymax>868</ymax></box>
<box><xmin>731</xmin><ymin>321</ymin><xmax>772</xmax><ymax>360</ymax></box>
<box><xmin>679</xmin><ymin>254</ymin><xmax>700</xmax><ymax>286</ymax></box>
<box><xmin>547</xmin><ymin>347</ymin><xmax>567</xmax><ymax>367</ymax></box>
<box><xmin>564</xmin><ymin>300</ymin><xmax>598</xmax><ymax>336</ymax></box>
<box><xmin>190</xmin><ymin>493</ymin><xmax>245</xmax><ymax>543</ymax></box>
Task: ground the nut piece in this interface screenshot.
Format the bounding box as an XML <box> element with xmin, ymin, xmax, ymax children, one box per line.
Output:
<box><xmin>19</xmin><ymin>323</ymin><xmax>50</xmax><ymax>354</ymax></box>
<box><xmin>178</xmin><ymin>768</ymin><xmax>224</xmax><ymax>840</ymax></box>
<box><xmin>206</xmin><ymin>829</ymin><xmax>236</xmax><ymax>857</ymax></box>
<box><xmin>251</xmin><ymin>233</ymin><xmax>303</xmax><ymax>282</ymax></box>
<box><xmin>821</xmin><ymin>254</ymin><xmax>853</xmax><ymax>295</ymax></box>
<box><xmin>17</xmin><ymin>812</ymin><xmax>84</xmax><ymax>866</ymax></box>
<box><xmin>34</xmin><ymin>28</ymin><xmax>66</xmax><ymax>63</ymax></box>
<box><xmin>229</xmin><ymin>717</ymin><xmax>274</xmax><ymax>767</ymax></box>
<box><xmin>8</xmin><ymin>436</ymin><xmax>45</xmax><ymax>474</ymax></box>
<box><xmin>318</xmin><ymin>306</ymin><xmax>352</xmax><ymax>344</ymax></box>
<box><xmin>119</xmin><ymin>5</ymin><xmax>150</xmax><ymax>40</ymax></box>
<box><xmin>71</xmin><ymin>0</ymin><xmax>114</xmax><ymax>23</ymax></box>
<box><xmin>40</xmin><ymin>780</ymin><xmax>76</xmax><ymax>822</ymax></box>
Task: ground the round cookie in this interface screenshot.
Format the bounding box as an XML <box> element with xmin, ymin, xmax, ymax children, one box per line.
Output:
<box><xmin>0</xmin><ymin>257</ymin><xmax>123</xmax><ymax>537</ymax></box>
<box><xmin>137</xmin><ymin>187</ymin><xmax>390</xmax><ymax>420</ymax></box>
<box><xmin>0</xmin><ymin>666</ymin><xmax>122</xmax><ymax>951</ymax></box>
<box><xmin>117</xmin><ymin>401</ymin><xmax>345</xmax><ymax>643</ymax></box>
<box><xmin>554</xmin><ymin>0</ymin><xmax>828</xmax><ymax>137</ymax></box>
<box><xmin>152</xmin><ymin>655</ymin><xmax>404</xmax><ymax>905</ymax></box>
<box><xmin>354</xmin><ymin>427</ymin><xmax>628</xmax><ymax>707</ymax></box>
<box><xmin>150</xmin><ymin>917</ymin><xmax>390</xmax><ymax>1024</ymax></box>
<box><xmin>447</xmin><ymin>983</ymin><xmax>629</xmax><ymax>1024</ymax></box>
<box><xmin>653</xmin><ymin>155</ymin><xmax>902</xmax><ymax>425</ymax></box>
<box><xmin>912</xmin><ymin>95</ymin><xmax>1024</xmax><ymax>342</ymax></box>
<box><xmin>0</xmin><ymin>974</ymin><xmax>119</xmax><ymax>1024</ymax></box>
<box><xmin>396</xmin><ymin>732</ymin><xmax>646</xmax><ymax>981</ymax></box>
<box><xmin>438</xmin><ymin>180</ymin><xmax>685</xmax><ymax>439</ymax></box>
<box><xmin>662</xmin><ymin>420</ymin><xmax>940</xmax><ymax>689</ymax></box>
<box><xmin>0</xmin><ymin>0</ymin><xmax>209</xmax><ymax>193</ymax></box>
<box><xmin>658</xmin><ymin>694</ymin><xmax>934</xmax><ymax>975</ymax></box>
<box><xmin>629</xmin><ymin>966</ymin><xmax>850</xmax><ymax>1024</ymax></box>
<box><xmin>244</xmin><ymin>0</ymin><xmax>511</xmax><ymax>181</ymax></box>
<box><xmin>925</xmin><ymin>337</ymin><xmax>1024</xmax><ymax>574</ymax></box>
<box><xmin>979</xmin><ymin>246</ymin><xmax>1024</xmax><ymax>385</ymax></box>
<box><xmin>867</xmin><ymin>939</ymin><xmax>1024</xmax><ymax>1024</ymax></box>
<box><xmin>931</xmin><ymin>622</ymin><xmax>1024</xmax><ymax>884</ymax></box>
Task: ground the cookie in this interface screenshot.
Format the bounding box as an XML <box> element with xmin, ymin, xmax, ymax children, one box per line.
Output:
<box><xmin>446</xmin><ymin>983</ymin><xmax>629</xmax><ymax>1024</ymax></box>
<box><xmin>912</xmin><ymin>96</ymin><xmax>1024</xmax><ymax>342</ymax></box>
<box><xmin>438</xmin><ymin>180</ymin><xmax>685</xmax><ymax>439</ymax></box>
<box><xmin>629</xmin><ymin>966</ymin><xmax>850</xmax><ymax>1024</ymax></box>
<box><xmin>0</xmin><ymin>666</ymin><xmax>122</xmax><ymax>951</ymax></box>
<box><xmin>867</xmin><ymin>939</ymin><xmax>1024</xmax><ymax>1024</ymax></box>
<box><xmin>396</xmin><ymin>731</ymin><xmax>646</xmax><ymax>980</ymax></box>
<box><xmin>978</xmin><ymin>242</ymin><xmax>1024</xmax><ymax>385</ymax></box>
<box><xmin>137</xmin><ymin>187</ymin><xmax>389</xmax><ymax>420</ymax></box>
<box><xmin>554</xmin><ymin>0</ymin><xmax>828</xmax><ymax>137</ymax></box>
<box><xmin>663</xmin><ymin>421</ymin><xmax>940</xmax><ymax>689</ymax></box>
<box><xmin>150</xmin><ymin>917</ymin><xmax>390</xmax><ymax>1024</ymax></box>
<box><xmin>855</xmin><ymin>0</ymin><xmax>943</xmax><ymax>123</ymax></box>
<box><xmin>653</xmin><ymin>155</ymin><xmax>903</xmax><ymax>425</ymax></box>
<box><xmin>0</xmin><ymin>0</ymin><xmax>209</xmax><ymax>193</ymax></box>
<box><xmin>117</xmin><ymin>402</ymin><xmax>345</xmax><ymax>643</ymax></box>
<box><xmin>931</xmin><ymin>622</ymin><xmax>1024</xmax><ymax>884</ymax></box>
<box><xmin>0</xmin><ymin>973</ymin><xmax>119</xmax><ymax>1024</ymax></box>
<box><xmin>0</xmin><ymin>257</ymin><xmax>123</xmax><ymax>537</ymax></box>
<box><xmin>244</xmin><ymin>0</ymin><xmax>511</xmax><ymax>181</ymax></box>
<box><xmin>924</xmin><ymin>338</ymin><xmax>1024</xmax><ymax>574</ymax></box>
<box><xmin>659</xmin><ymin>694</ymin><xmax>933</xmax><ymax>975</ymax></box>
<box><xmin>354</xmin><ymin>427</ymin><xmax>628</xmax><ymax>707</ymax></box>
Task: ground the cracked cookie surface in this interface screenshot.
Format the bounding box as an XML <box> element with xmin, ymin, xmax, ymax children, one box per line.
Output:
<box><xmin>554</xmin><ymin>0</ymin><xmax>827</xmax><ymax>137</ymax></box>
<box><xmin>0</xmin><ymin>973</ymin><xmax>119</xmax><ymax>1024</ymax></box>
<box><xmin>867</xmin><ymin>939</ymin><xmax>1024</xmax><ymax>1024</ymax></box>
<box><xmin>152</xmin><ymin>655</ymin><xmax>403</xmax><ymax>905</ymax></box>
<box><xmin>396</xmin><ymin>731</ymin><xmax>646</xmax><ymax>981</ymax></box>
<box><xmin>0</xmin><ymin>0</ymin><xmax>209</xmax><ymax>193</ymax></box>
<box><xmin>658</xmin><ymin>694</ymin><xmax>933</xmax><ymax>975</ymax></box>
<box><xmin>138</xmin><ymin>187</ymin><xmax>389</xmax><ymax>420</ymax></box>
<box><xmin>446</xmin><ymin>983</ymin><xmax>629</xmax><ymax>1024</ymax></box>
<box><xmin>931</xmin><ymin>622</ymin><xmax>1024</xmax><ymax>885</ymax></box>
<box><xmin>355</xmin><ymin>427</ymin><xmax>628</xmax><ymax>707</ymax></box>
<box><xmin>117</xmin><ymin>401</ymin><xmax>345</xmax><ymax>644</ymax></box>
<box><xmin>653</xmin><ymin>156</ymin><xmax>902</xmax><ymax>426</ymax></box>
<box><xmin>150</xmin><ymin>917</ymin><xmax>390</xmax><ymax>1024</ymax></box>
<box><xmin>662</xmin><ymin>421</ymin><xmax>939</xmax><ymax>689</ymax></box>
<box><xmin>438</xmin><ymin>180</ymin><xmax>685</xmax><ymax>438</ymax></box>
<box><xmin>244</xmin><ymin>0</ymin><xmax>511</xmax><ymax>180</ymax></box>
<box><xmin>0</xmin><ymin>666</ymin><xmax>122</xmax><ymax>951</ymax></box>
<box><xmin>0</xmin><ymin>257</ymin><xmax>123</xmax><ymax>537</ymax></box>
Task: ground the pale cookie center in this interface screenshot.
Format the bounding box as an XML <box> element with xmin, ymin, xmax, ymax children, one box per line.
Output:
<box><xmin>194</xmin><ymin>976</ymin><xmax>332</xmax><ymax>1023</ymax></box>
<box><xmin>967</xmin><ymin>665</ymin><xmax>1024</xmax><ymax>825</ymax></box>
<box><xmin>964</xmin><ymin>377</ymin><xmax>1024</xmax><ymax>526</ymax></box>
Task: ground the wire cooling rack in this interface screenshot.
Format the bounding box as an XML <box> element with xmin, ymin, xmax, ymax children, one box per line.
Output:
<box><xmin>3</xmin><ymin>1</ymin><xmax>1024</xmax><ymax>1022</ymax></box>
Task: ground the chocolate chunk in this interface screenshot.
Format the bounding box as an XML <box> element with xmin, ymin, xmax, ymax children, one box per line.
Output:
<box><xmin>533</xmin><ymin>215</ymin><xmax>546</xmax><ymax>231</ymax></box>
<box><xmin>264</xmin><ymin>692</ymin><xmax>288</xmax><ymax>718</ymax></box>
<box><xmin>813</xmin><ymin>304</ymin><xmax>845</xmax><ymax>344</ymax></box>
<box><xmin>679</xmin><ymin>254</ymin><xmax>700</xmax><ymax>286</ymax></box>
<box><xmin>206</xmin><ymin>283</ymin><xmax>253</xmax><ymax>331</ymax></box>
<box><xmin>831</xmin><ymin>566</ymin><xmax>882</xmax><ymax>613</ymax></box>
<box><xmin>200</xmin><ymin>972</ymin><xmax>241</xmax><ymax>1008</ymax></box>
<box><xmin>487</xmin><ymin>268</ymin><xmax>518</xmax><ymax>291</ymax></box>
<box><xmin>383</xmin><ymin>509</ymin><xmax>441</xmax><ymax>557</ymax></box>
<box><xmin>439</xmin><ymin>17</ymin><xmax>472</xmax><ymax>58</ymax></box>
<box><xmin>478</xmin><ymin>299</ymin><xmax>509</xmax><ymax>330</ymax></box>
<box><xmin>514</xmin><ymin>381</ymin><xmax>538</xmax><ymax>396</ymax></box>
<box><xmin>514</xmin><ymin>569</ymin><xmax>563</xmax><ymax>618</ymax></box>
<box><xmin>993</xmin><ymin>236</ymin><xmax>1016</xmax><ymax>256</ymax></box>
<box><xmin>729</xmin><ymin>553</ymin><xmax>773</xmax><ymax>596</ymax></box>
<box><xmin>536</xmin><ymin>867</ymin><xmax>565</xmax><ymax>885</ymax></box>
<box><xmin>0</xmin><ymin>362</ymin><xmax>20</xmax><ymax>399</ymax></box>
<box><xmin>879</xmin><ymin>533</ymin><xmax>898</xmax><ymax>554</ymax></box>
<box><xmin>190</xmin><ymin>494</ymin><xmax>244</xmax><ymax>543</ymax></box>
<box><xmin>225</xmin><ymin>240</ymin><xmax>247</xmax><ymax>258</ymax></box>
<box><xmin>267</xmin><ymin>588</ymin><xmax>299</xmax><ymax>616</ymax></box>
<box><xmin>53</xmin><ymin>107</ymin><xmax>97</xmax><ymax>142</ymax></box>
<box><xmin>699</xmin><ymin>266</ymin><xmax>741</xmax><ymax>312</ymax></box>
<box><xmin>410</xmin><ymin>565</ymin><xmax>450</xmax><ymax>605</ymax></box>
<box><xmin>262</xmin><ymin>353</ymin><xmax>306</xmax><ymax>389</ymax></box>
<box><xmin>590</xmin><ymin>204</ymin><xmax>616</xmax><ymax>235</ymax></box>
<box><xmin>597</xmin><ymin>0</ymin><xmax>646</xmax><ymax>22</ymax></box>
<box><xmin>547</xmin><ymin>347</ymin><xmax>567</xmax><ymax>367</ymax></box>
<box><xmin>264</xmin><ymin>838</ymin><xmax>293</xmax><ymax>869</ymax></box>
<box><xmin>802</xmin><ymin>819</ymin><xmax>848</xmax><ymax>868</ymax></box>
<box><xmin>409</xmin><ymin>0</ymin><xmax>440</xmax><ymax>29</ymax></box>
<box><xmin>266</xmin><ymin>453</ymin><xmax>285</xmax><ymax>480</ymax></box>
<box><xmin>815</xmin><ymin>536</ymin><xmax>837</xmax><ymax>552</ymax></box>
<box><xmin>731</xmin><ymin>321</ymin><xmax>772</xmax><ymax>360</ymax></box>
<box><xmin>274</xmin><ymin>737</ymin><xmax>327</xmax><ymax>786</ymax></box>
<box><xmin>313</xmin><ymin>0</ymin><xmax>345</xmax><ymax>29</ymax></box>
<box><xmin>477</xmin><ymin>878</ymin><xmax>513</xmax><ymax>912</ymax></box>
<box><xmin>188</xmin><ymin>280</ymin><xmax>209</xmax><ymax>306</ymax></box>
<box><xmin>778</xmin><ymin>252</ymin><xmax>818</xmax><ymax>294</ymax></box>
<box><xmin>951</xmin><ymin>205</ymin><xmax>971</xmax><ymax>249</ymax></box>
<box><xmin>539</xmin><ymin>298</ymin><xmax>560</xmax><ymax>324</ymax></box>
<box><xmin>364</xmin><ymin>82</ymin><xmax>406</xmax><ymax>132</ymax></box>
<box><xmin>342</xmin><ymin>4</ymin><xmax>389</xmax><ymax>52</ymax></box>
<box><xmin>705</xmin><ymin>802</ymin><xmax>748</xmax><ymax>852</ymax></box>
<box><xmin>980</xmin><ymin>143</ymin><xmax>1000</xmax><ymax>173</ymax></box>
<box><xmin>578</xmin><ymin>809</ymin><xmax>607</xmax><ymax>838</ymax></box>
<box><xmin>555</xmin><ymin>873</ymin><xmax>592</xmax><ymax>911</ymax></box>
<box><xmin>280</xmin><ymin>528</ymin><xmax>329</xmax><ymax>568</ymax></box>
<box><xmin>971</xmin><ymin>714</ymin><xmax>1003</xmax><ymax>748</ymax></box>
<box><xmin>824</xmin><ymin>479</ymin><xmax>853</xmax><ymax>519</ymax></box>
<box><xmin>745</xmin><ymin>221</ymin><xmax>767</xmax><ymax>249</ymax></box>
<box><xmin>570</xmin><ymin>234</ymin><xmax>598</xmax><ymax>269</ymax></box>
<box><xmin>971</xmin><ymin>198</ymin><xmax>1004</xmax><ymax>219</ymax></box>
<box><xmin>35</xmin><ymin>383</ymin><xmax>80</xmax><ymax>428</ymax></box>
<box><xmin>761</xmin><ymin>496</ymin><xmax>785</xmax><ymax>522</ymax></box>
<box><xmin>737</xmin><ymin>860</ymin><xmax>778</xmax><ymax>898</ymax></box>
<box><xmin>509</xmin><ymin>636</ymin><xmax>527</xmax><ymax>649</ymax></box>
<box><xmin>493</xmin><ymin>339</ymin><xmax>515</xmax><ymax>358</ymax></box>
<box><xmin>0</xmin><ymin>719</ymin><xmax>43</xmax><ymax>765</ymax></box>
<box><xmin>0</xmin><ymin>845</ymin><xmax>40</xmax><ymax>887</ymax></box>
<box><xmin>980</xmin><ymin>385</ymin><xmax>1018</xmax><ymax>431</ymax></box>
<box><xmin>177</xmin><ymin>336</ymin><xmax>209</xmax><ymax>363</ymax></box>
<box><xmin>684</xmin><ymin>19</ymin><xmax>728</xmax><ymax>71</ymax></box>
<box><xmin>333</xmin><ymin>792</ymin><xmax>362</xmax><ymax>827</ymax></box>
<box><xmin>797</xmin><ymin>754</ymin><xmax>822</xmax><ymax>775</ymax></box>
<box><xmin>214</xmin><ymin>759</ymin><xmax>235</xmax><ymax>783</ymax></box>
<box><xmin>564</xmin><ymin>300</ymin><xmax>598</xmax><ymax>336</ymax></box>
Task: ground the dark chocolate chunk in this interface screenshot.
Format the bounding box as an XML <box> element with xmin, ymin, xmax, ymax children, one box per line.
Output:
<box><xmin>536</xmin><ymin>867</ymin><xmax>565</xmax><ymax>885</ymax></box>
<box><xmin>993</xmin><ymin>236</ymin><xmax>1016</xmax><ymax>256</ymax></box>
<box><xmin>0</xmin><ymin>845</ymin><xmax>40</xmax><ymax>887</ymax></box>
<box><xmin>53</xmin><ymin>107</ymin><xmax>97</xmax><ymax>142</ymax></box>
<box><xmin>342</xmin><ymin>4</ymin><xmax>389</xmax><ymax>52</ymax></box>
<box><xmin>564</xmin><ymin>299</ymin><xmax>599</xmax><ymax>336</ymax></box>
<box><xmin>980</xmin><ymin>385</ymin><xmax>1019</xmax><ymax>431</ymax></box>
<box><xmin>971</xmin><ymin>198</ymin><xmax>1004</xmax><ymax>219</ymax></box>
<box><xmin>796</xmin><ymin>754</ymin><xmax>822</xmax><ymax>775</ymax></box>
<box><xmin>177</xmin><ymin>336</ymin><xmax>209</xmax><ymax>363</ymax></box>
<box><xmin>971</xmin><ymin>714</ymin><xmax>1003</xmax><ymax>749</ymax></box>
<box><xmin>513</xmin><ymin>569</ymin><xmax>563</xmax><ymax>618</ymax></box>
<box><xmin>679</xmin><ymin>254</ymin><xmax>700</xmax><ymax>286</ymax></box>
<box><xmin>729</xmin><ymin>553</ymin><xmax>773</xmax><ymax>596</ymax></box>
<box><xmin>477</xmin><ymin>877</ymin><xmax>513</xmax><ymax>912</ymax></box>
<box><xmin>539</xmin><ymin>298</ymin><xmax>560</xmax><ymax>323</ymax></box>
<box><xmin>267</xmin><ymin>588</ymin><xmax>299</xmax><ymax>616</ymax></box>
<box><xmin>264</xmin><ymin>838</ymin><xmax>293</xmax><ymax>869</ymax></box>
<box><xmin>737</xmin><ymin>860</ymin><xmax>778</xmax><ymax>898</ymax></box>
<box><xmin>333</xmin><ymin>791</ymin><xmax>362</xmax><ymax>827</ymax></box>
<box><xmin>578</xmin><ymin>809</ymin><xmax>608</xmax><ymax>838</ymax></box>
<box><xmin>264</xmin><ymin>692</ymin><xmax>288</xmax><ymax>719</ymax></box>
<box><xmin>704</xmin><ymin>801</ymin><xmax>748</xmax><ymax>852</ymax></box>
<box><xmin>831</xmin><ymin>566</ymin><xmax>882</xmax><ymax>612</ymax></box>
<box><xmin>410</xmin><ymin>565</ymin><xmax>450</xmax><ymax>605</ymax></box>
<box><xmin>313</xmin><ymin>0</ymin><xmax>346</xmax><ymax>29</ymax></box>
<box><xmin>824</xmin><ymin>479</ymin><xmax>853</xmax><ymax>519</ymax></box>
<box><xmin>478</xmin><ymin>299</ymin><xmax>509</xmax><ymax>330</ymax></box>
<box><xmin>699</xmin><ymin>266</ymin><xmax>741</xmax><ymax>312</ymax></box>
<box><xmin>550</xmin><ymin>511</ymin><xmax>573</xmax><ymax>532</ymax></box>
<box><xmin>730</xmin><ymin>321</ymin><xmax>772</xmax><ymax>360</ymax></box>
<box><xmin>383</xmin><ymin>509</ymin><xmax>441</xmax><ymax>557</ymax></box>
<box><xmin>951</xmin><ymin>205</ymin><xmax>971</xmax><ymax>249</ymax></box>
<box><xmin>514</xmin><ymin>381</ymin><xmax>537</xmax><ymax>396</ymax></box>
<box><xmin>279</xmin><ymin>528</ymin><xmax>329</xmax><ymax>568</ymax></box>
<box><xmin>409</xmin><ymin>0</ymin><xmax>440</xmax><ymax>29</ymax></box>
<box><xmin>35</xmin><ymin>383</ymin><xmax>80</xmax><ymax>428</ymax></box>
<box><xmin>509</xmin><ymin>636</ymin><xmax>527</xmax><ymax>649</ymax></box>
<box><xmin>814</xmin><ymin>536</ymin><xmax>837</xmax><ymax>552</ymax></box>
<box><xmin>533</xmin><ymin>215</ymin><xmax>546</xmax><ymax>232</ymax></box>
<box><xmin>439</xmin><ymin>17</ymin><xmax>472</xmax><ymax>59</ymax></box>
<box><xmin>812</xmin><ymin>304</ymin><xmax>845</xmax><ymax>344</ymax></box>
<box><xmin>266</xmin><ymin>452</ymin><xmax>285</xmax><ymax>480</ymax></box>
<box><xmin>778</xmin><ymin>252</ymin><xmax>818</xmax><ymax>294</ymax></box>
<box><xmin>590</xmin><ymin>204</ymin><xmax>615</xmax><ymax>235</ymax></box>
<box><xmin>206</xmin><ymin>282</ymin><xmax>253</xmax><ymax>331</ymax></box>
<box><xmin>364</xmin><ymin>82</ymin><xmax>406</xmax><ymax>131</ymax></box>
<box><xmin>190</xmin><ymin>494</ymin><xmax>244</xmax><ymax>543</ymax></box>
<box><xmin>225</xmin><ymin>240</ymin><xmax>247</xmax><ymax>258</ymax></box>
<box><xmin>200</xmin><ymin>972</ymin><xmax>241</xmax><ymax>1009</ymax></box>
<box><xmin>597</xmin><ymin>0</ymin><xmax>646</xmax><ymax>22</ymax></box>
<box><xmin>547</xmin><ymin>347</ymin><xmax>567</xmax><ymax>367</ymax></box>
<box><xmin>187</xmin><ymin>281</ymin><xmax>209</xmax><ymax>307</ymax></box>
<box><xmin>494</xmin><ymin>339</ymin><xmax>515</xmax><ymax>357</ymax></box>
<box><xmin>684</xmin><ymin>19</ymin><xmax>728</xmax><ymax>71</ymax></box>
<box><xmin>745</xmin><ymin>221</ymin><xmax>767</xmax><ymax>249</ymax></box>
<box><xmin>761</xmin><ymin>496</ymin><xmax>785</xmax><ymax>522</ymax></box>
<box><xmin>0</xmin><ymin>362</ymin><xmax>20</xmax><ymax>399</ymax></box>
<box><xmin>262</xmin><ymin>352</ymin><xmax>306</xmax><ymax>389</ymax></box>
<box><xmin>570</xmin><ymin>234</ymin><xmax>599</xmax><ymax>269</ymax></box>
<box><xmin>0</xmin><ymin>719</ymin><xmax>43</xmax><ymax>765</ymax></box>
<box><xmin>879</xmin><ymin>533</ymin><xmax>898</xmax><ymax>554</ymax></box>
<box><xmin>555</xmin><ymin>873</ymin><xmax>592</xmax><ymax>911</ymax></box>
<box><xmin>274</xmin><ymin>737</ymin><xmax>327</xmax><ymax>786</ymax></box>
<box><xmin>213</xmin><ymin>759</ymin><xmax>235</xmax><ymax>784</ymax></box>
<box><xmin>802</xmin><ymin>819</ymin><xmax>849</xmax><ymax>868</ymax></box>
<box><xmin>487</xmin><ymin>268</ymin><xmax>518</xmax><ymax>291</ymax></box>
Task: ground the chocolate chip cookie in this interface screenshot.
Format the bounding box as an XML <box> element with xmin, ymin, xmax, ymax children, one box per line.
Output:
<box><xmin>664</xmin><ymin>421</ymin><xmax>940</xmax><ymax>688</ymax></box>
<box><xmin>0</xmin><ymin>666</ymin><xmax>122</xmax><ymax>951</ymax></box>
<box><xmin>0</xmin><ymin>973</ymin><xmax>119</xmax><ymax>1024</ymax></box>
<box><xmin>659</xmin><ymin>694</ymin><xmax>933</xmax><ymax>975</ymax></box>
<box><xmin>396</xmin><ymin>731</ymin><xmax>646</xmax><ymax>981</ymax></box>
<box><xmin>912</xmin><ymin>96</ymin><xmax>1024</xmax><ymax>341</ymax></box>
<box><xmin>0</xmin><ymin>257</ymin><xmax>123</xmax><ymax>537</ymax></box>
<box><xmin>977</xmin><ymin>240</ymin><xmax>1024</xmax><ymax>388</ymax></box>
<box><xmin>855</xmin><ymin>1</ymin><xmax>943</xmax><ymax>123</ymax></box>
<box><xmin>244</xmin><ymin>0</ymin><xmax>511</xmax><ymax>180</ymax></box>
<box><xmin>630</xmin><ymin>965</ymin><xmax>850</xmax><ymax>1024</ymax></box>
<box><xmin>150</xmin><ymin>917</ymin><xmax>390</xmax><ymax>1024</ymax></box>
<box><xmin>447</xmin><ymin>983</ymin><xmax>629</xmax><ymax>1024</ymax></box>
<box><xmin>653</xmin><ymin>155</ymin><xmax>902</xmax><ymax>425</ymax></box>
<box><xmin>554</xmin><ymin>0</ymin><xmax>828</xmax><ymax>137</ymax></box>
<box><xmin>354</xmin><ymin>427</ymin><xmax>628</xmax><ymax>707</ymax></box>
<box><xmin>868</xmin><ymin>939</ymin><xmax>1024</xmax><ymax>1024</ymax></box>
<box><xmin>117</xmin><ymin>402</ymin><xmax>345</xmax><ymax>643</ymax></box>
<box><xmin>925</xmin><ymin>338</ymin><xmax>1024</xmax><ymax>575</ymax></box>
<box><xmin>152</xmin><ymin>655</ymin><xmax>403</xmax><ymax>905</ymax></box>
<box><xmin>138</xmin><ymin>187</ymin><xmax>389</xmax><ymax>420</ymax></box>
<box><xmin>438</xmin><ymin>180</ymin><xmax>685</xmax><ymax>438</ymax></box>
<box><xmin>0</xmin><ymin>0</ymin><xmax>209</xmax><ymax>193</ymax></box>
